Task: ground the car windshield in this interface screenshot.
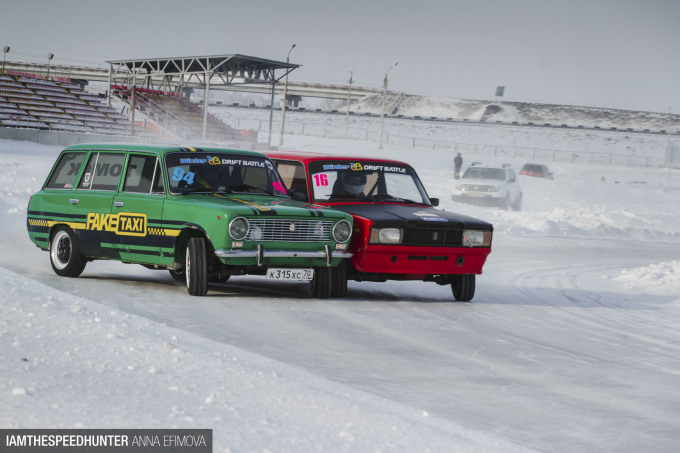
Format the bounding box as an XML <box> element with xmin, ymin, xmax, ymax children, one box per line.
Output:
<box><xmin>165</xmin><ymin>152</ymin><xmax>287</xmax><ymax>196</ymax></box>
<box><xmin>463</xmin><ymin>167</ymin><xmax>505</xmax><ymax>180</ymax></box>
<box><xmin>307</xmin><ymin>160</ymin><xmax>431</xmax><ymax>205</ymax></box>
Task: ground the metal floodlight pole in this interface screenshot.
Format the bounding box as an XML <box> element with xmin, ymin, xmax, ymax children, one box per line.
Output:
<box><xmin>379</xmin><ymin>61</ymin><xmax>398</xmax><ymax>149</ymax></box>
<box><xmin>46</xmin><ymin>53</ymin><xmax>54</xmax><ymax>79</ymax></box>
<box><xmin>279</xmin><ymin>43</ymin><xmax>296</xmax><ymax>147</ymax></box>
<box><xmin>2</xmin><ymin>46</ymin><xmax>9</xmax><ymax>74</ymax></box>
<box><xmin>268</xmin><ymin>81</ymin><xmax>275</xmax><ymax>148</ymax></box>
<box><xmin>345</xmin><ymin>71</ymin><xmax>353</xmax><ymax>138</ymax></box>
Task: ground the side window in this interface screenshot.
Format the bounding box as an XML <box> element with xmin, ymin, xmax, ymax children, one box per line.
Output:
<box><xmin>78</xmin><ymin>153</ymin><xmax>125</xmax><ymax>191</ymax></box>
<box><xmin>45</xmin><ymin>152</ymin><xmax>85</xmax><ymax>189</ymax></box>
<box><xmin>276</xmin><ymin>161</ymin><xmax>308</xmax><ymax>196</ymax></box>
<box><xmin>123</xmin><ymin>154</ymin><xmax>159</xmax><ymax>194</ymax></box>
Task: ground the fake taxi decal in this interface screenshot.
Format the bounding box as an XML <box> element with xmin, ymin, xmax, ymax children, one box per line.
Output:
<box><xmin>86</xmin><ymin>212</ymin><xmax>147</xmax><ymax>236</ymax></box>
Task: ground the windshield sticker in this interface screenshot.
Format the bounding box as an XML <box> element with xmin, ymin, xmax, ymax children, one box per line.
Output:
<box><xmin>313</xmin><ymin>174</ymin><xmax>329</xmax><ymax>186</ymax></box>
<box><xmin>178</xmin><ymin>156</ymin><xmax>266</xmax><ymax>168</ymax></box>
<box><xmin>272</xmin><ymin>181</ymin><xmax>286</xmax><ymax>193</ymax></box>
<box><xmin>321</xmin><ymin>162</ymin><xmax>406</xmax><ymax>173</ymax></box>
<box><xmin>171</xmin><ymin>167</ymin><xmax>195</xmax><ymax>185</ymax></box>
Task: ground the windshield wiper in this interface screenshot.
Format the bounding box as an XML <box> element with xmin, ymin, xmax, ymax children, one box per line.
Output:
<box><xmin>227</xmin><ymin>184</ymin><xmax>275</xmax><ymax>196</ymax></box>
<box><xmin>327</xmin><ymin>193</ymin><xmax>373</xmax><ymax>201</ymax></box>
<box><xmin>370</xmin><ymin>194</ymin><xmax>422</xmax><ymax>204</ymax></box>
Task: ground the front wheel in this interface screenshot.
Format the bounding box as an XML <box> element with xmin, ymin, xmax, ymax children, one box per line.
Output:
<box><xmin>50</xmin><ymin>227</ymin><xmax>86</xmax><ymax>277</ymax></box>
<box><xmin>451</xmin><ymin>274</ymin><xmax>475</xmax><ymax>302</ymax></box>
<box><xmin>310</xmin><ymin>266</ymin><xmax>332</xmax><ymax>298</ymax></box>
<box><xmin>330</xmin><ymin>261</ymin><xmax>348</xmax><ymax>298</ymax></box>
<box><xmin>186</xmin><ymin>237</ymin><xmax>208</xmax><ymax>296</ymax></box>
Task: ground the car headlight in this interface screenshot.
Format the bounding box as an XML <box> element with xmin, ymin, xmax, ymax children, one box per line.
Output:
<box><xmin>370</xmin><ymin>227</ymin><xmax>402</xmax><ymax>244</ymax></box>
<box><xmin>490</xmin><ymin>185</ymin><xmax>502</xmax><ymax>192</ymax></box>
<box><xmin>463</xmin><ymin>229</ymin><xmax>492</xmax><ymax>247</ymax></box>
<box><xmin>332</xmin><ymin>220</ymin><xmax>352</xmax><ymax>243</ymax></box>
<box><xmin>229</xmin><ymin>217</ymin><xmax>249</xmax><ymax>240</ymax></box>
<box><xmin>455</xmin><ymin>183</ymin><xmax>465</xmax><ymax>190</ymax></box>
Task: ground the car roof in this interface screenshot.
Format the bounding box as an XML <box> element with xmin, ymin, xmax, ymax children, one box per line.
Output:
<box><xmin>63</xmin><ymin>143</ymin><xmax>267</xmax><ymax>158</ymax></box>
<box><xmin>266</xmin><ymin>150</ymin><xmax>410</xmax><ymax>167</ymax></box>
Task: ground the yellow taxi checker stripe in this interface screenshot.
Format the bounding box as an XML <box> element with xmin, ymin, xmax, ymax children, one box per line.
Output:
<box><xmin>28</xmin><ymin>218</ymin><xmax>86</xmax><ymax>229</ymax></box>
<box><xmin>28</xmin><ymin>218</ymin><xmax>49</xmax><ymax>227</ymax></box>
<box><xmin>148</xmin><ymin>227</ymin><xmax>181</xmax><ymax>237</ymax></box>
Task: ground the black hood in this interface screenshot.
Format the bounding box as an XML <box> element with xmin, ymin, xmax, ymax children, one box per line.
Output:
<box><xmin>330</xmin><ymin>203</ymin><xmax>493</xmax><ymax>229</ymax></box>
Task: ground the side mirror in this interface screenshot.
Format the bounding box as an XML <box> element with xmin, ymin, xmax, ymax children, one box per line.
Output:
<box><xmin>429</xmin><ymin>197</ymin><xmax>439</xmax><ymax>207</ymax></box>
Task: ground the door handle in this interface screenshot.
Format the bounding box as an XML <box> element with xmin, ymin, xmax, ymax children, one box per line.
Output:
<box><xmin>69</xmin><ymin>199</ymin><xmax>79</xmax><ymax>205</ymax></box>
<box><xmin>113</xmin><ymin>201</ymin><xmax>124</xmax><ymax>207</ymax></box>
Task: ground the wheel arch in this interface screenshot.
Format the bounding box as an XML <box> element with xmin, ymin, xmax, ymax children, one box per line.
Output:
<box><xmin>173</xmin><ymin>224</ymin><xmax>213</xmax><ymax>266</ymax></box>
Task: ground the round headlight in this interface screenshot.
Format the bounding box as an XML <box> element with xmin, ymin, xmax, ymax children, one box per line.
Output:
<box><xmin>229</xmin><ymin>217</ymin><xmax>249</xmax><ymax>240</ymax></box>
<box><xmin>332</xmin><ymin>220</ymin><xmax>351</xmax><ymax>243</ymax></box>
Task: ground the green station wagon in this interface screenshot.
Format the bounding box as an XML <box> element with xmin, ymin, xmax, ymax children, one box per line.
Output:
<box><xmin>26</xmin><ymin>144</ymin><xmax>353</xmax><ymax>297</ymax></box>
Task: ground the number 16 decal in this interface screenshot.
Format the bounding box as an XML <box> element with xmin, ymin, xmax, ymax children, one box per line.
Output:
<box><xmin>313</xmin><ymin>174</ymin><xmax>328</xmax><ymax>186</ymax></box>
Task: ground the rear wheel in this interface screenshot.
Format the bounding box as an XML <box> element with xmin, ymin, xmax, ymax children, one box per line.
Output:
<box><xmin>50</xmin><ymin>227</ymin><xmax>86</xmax><ymax>277</ymax></box>
<box><xmin>451</xmin><ymin>274</ymin><xmax>475</xmax><ymax>302</ymax></box>
<box><xmin>310</xmin><ymin>266</ymin><xmax>332</xmax><ymax>298</ymax></box>
<box><xmin>186</xmin><ymin>237</ymin><xmax>208</xmax><ymax>296</ymax></box>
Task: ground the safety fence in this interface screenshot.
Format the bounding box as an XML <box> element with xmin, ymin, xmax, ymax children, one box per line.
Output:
<box><xmin>219</xmin><ymin>111</ymin><xmax>671</xmax><ymax>169</ymax></box>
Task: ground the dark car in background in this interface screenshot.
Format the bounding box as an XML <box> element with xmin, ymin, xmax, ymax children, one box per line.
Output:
<box><xmin>267</xmin><ymin>151</ymin><xmax>494</xmax><ymax>301</ymax></box>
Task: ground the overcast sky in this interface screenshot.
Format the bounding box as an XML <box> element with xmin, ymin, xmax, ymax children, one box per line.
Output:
<box><xmin>2</xmin><ymin>0</ymin><xmax>678</xmax><ymax>113</ymax></box>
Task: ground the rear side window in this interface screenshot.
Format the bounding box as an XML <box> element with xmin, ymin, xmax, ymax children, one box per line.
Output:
<box><xmin>123</xmin><ymin>154</ymin><xmax>164</xmax><ymax>194</ymax></box>
<box><xmin>78</xmin><ymin>153</ymin><xmax>125</xmax><ymax>191</ymax></box>
<box><xmin>45</xmin><ymin>152</ymin><xmax>85</xmax><ymax>189</ymax></box>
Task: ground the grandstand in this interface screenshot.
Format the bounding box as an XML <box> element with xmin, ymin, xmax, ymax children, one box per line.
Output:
<box><xmin>0</xmin><ymin>73</ymin><xmax>131</xmax><ymax>135</ymax></box>
<box><xmin>0</xmin><ymin>72</ymin><xmax>259</xmax><ymax>146</ymax></box>
<box><xmin>110</xmin><ymin>85</ymin><xmax>257</xmax><ymax>143</ymax></box>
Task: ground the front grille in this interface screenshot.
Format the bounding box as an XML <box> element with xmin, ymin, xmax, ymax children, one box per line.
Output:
<box><xmin>246</xmin><ymin>219</ymin><xmax>333</xmax><ymax>242</ymax></box>
<box><xmin>402</xmin><ymin>226</ymin><xmax>463</xmax><ymax>247</ymax></box>
<box><xmin>463</xmin><ymin>184</ymin><xmax>494</xmax><ymax>192</ymax></box>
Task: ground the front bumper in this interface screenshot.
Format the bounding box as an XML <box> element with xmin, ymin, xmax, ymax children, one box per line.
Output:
<box><xmin>215</xmin><ymin>244</ymin><xmax>352</xmax><ymax>267</ymax></box>
<box><xmin>352</xmin><ymin>244</ymin><xmax>490</xmax><ymax>275</ymax></box>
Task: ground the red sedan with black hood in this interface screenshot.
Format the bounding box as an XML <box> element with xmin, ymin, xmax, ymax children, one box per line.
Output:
<box><xmin>267</xmin><ymin>151</ymin><xmax>493</xmax><ymax>301</ymax></box>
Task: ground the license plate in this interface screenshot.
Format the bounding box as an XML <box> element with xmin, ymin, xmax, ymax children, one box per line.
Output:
<box><xmin>266</xmin><ymin>268</ymin><xmax>314</xmax><ymax>281</ymax></box>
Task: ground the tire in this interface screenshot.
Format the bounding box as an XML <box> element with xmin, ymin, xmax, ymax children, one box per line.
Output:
<box><xmin>451</xmin><ymin>274</ymin><xmax>476</xmax><ymax>302</ymax></box>
<box><xmin>186</xmin><ymin>237</ymin><xmax>208</xmax><ymax>296</ymax></box>
<box><xmin>330</xmin><ymin>261</ymin><xmax>348</xmax><ymax>298</ymax></box>
<box><xmin>310</xmin><ymin>266</ymin><xmax>332</xmax><ymax>298</ymax></box>
<box><xmin>50</xmin><ymin>227</ymin><xmax>86</xmax><ymax>277</ymax></box>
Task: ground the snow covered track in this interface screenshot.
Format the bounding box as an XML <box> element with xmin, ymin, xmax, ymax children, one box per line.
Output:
<box><xmin>2</xmin><ymin>128</ymin><xmax>680</xmax><ymax>452</ymax></box>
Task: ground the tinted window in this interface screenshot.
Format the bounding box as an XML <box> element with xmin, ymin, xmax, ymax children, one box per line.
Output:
<box><xmin>45</xmin><ymin>152</ymin><xmax>85</xmax><ymax>189</ymax></box>
<box><xmin>164</xmin><ymin>152</ymin><xmax>286</xmax><ymax>195</ymax></box>
<box><xmin>78</xmin><ymin>153</ymin><xmax>125</xmax><ymax>191</ymax></box>
<box><xmin>307</xmin><ymin>160</ymin><xmax>430</xmax><ymax>204</ymax></box>
<box><xmin>275</xmin><ymin>161</ymin><xmax>308</xmax><ymax>199</ymax></box>
<box><xmin>123</xmin><ymin>154</ymin><xmax>161</xmax><ymax>194</ymax></box>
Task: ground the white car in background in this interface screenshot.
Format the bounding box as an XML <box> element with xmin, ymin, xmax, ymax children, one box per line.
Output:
<box><xmin>452</xmin><ymin>163</ymin><xmax>523</xmax><ymax>210</ymax></box>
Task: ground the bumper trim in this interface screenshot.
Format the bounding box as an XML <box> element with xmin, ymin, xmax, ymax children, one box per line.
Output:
<box><xmin>215</xmin><ymin>247</ymin><xmax>352</xmax><ymax>265</ymax></box>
